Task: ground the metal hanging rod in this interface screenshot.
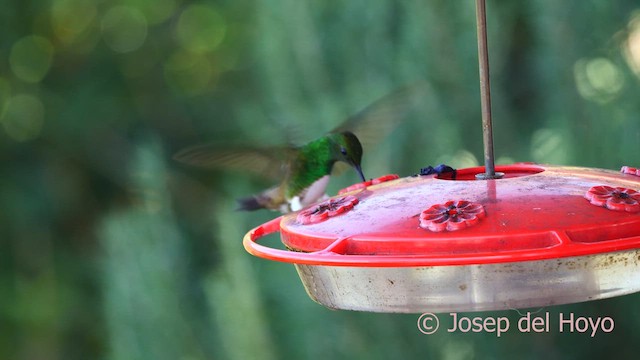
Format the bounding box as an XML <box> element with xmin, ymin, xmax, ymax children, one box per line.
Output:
<box><xmin>474</xmin><ymin>0</ymin><xmax>503</xmax><ymax>180</ymax></box>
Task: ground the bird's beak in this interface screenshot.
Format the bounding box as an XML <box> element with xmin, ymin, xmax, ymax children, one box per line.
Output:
<box><xmin>355</xmin><ymin>164</ymin><xmax>366</xmax><ymax>182</ymax></box>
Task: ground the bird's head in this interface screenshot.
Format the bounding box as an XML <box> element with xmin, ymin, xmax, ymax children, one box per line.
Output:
<box><xmin>330</xmin><ymin>131</ymin><xmax>365</xmax><ymax>181</ymax></box>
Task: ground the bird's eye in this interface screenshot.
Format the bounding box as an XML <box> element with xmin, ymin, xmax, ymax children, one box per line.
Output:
<box><xmin>340</xmin><ymin>147</ymin><xmax>348</xmax><ymax>155</ymax></box>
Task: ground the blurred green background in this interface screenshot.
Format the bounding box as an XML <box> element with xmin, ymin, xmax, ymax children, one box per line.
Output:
<box><xmin>2</xmin><ymin>0</ymin><xmax>640</xmax><ymax>359</ymax></box>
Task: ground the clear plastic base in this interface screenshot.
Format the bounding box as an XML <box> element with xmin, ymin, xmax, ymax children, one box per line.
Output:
<box><xmin>295</xmin><ymin>249</ymin><xmax>640</xmax><ymax>313</ymax></box>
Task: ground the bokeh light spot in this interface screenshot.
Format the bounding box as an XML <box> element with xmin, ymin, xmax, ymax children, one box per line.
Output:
<box><xmin>574</xmin><ymin>57</ymin><xmax>623</xmax><ymax>103</ymax></box>
<box><xmin>127</xmin><ymin>0</ymin><xmax>176</xmax><ymax>25</ymax></box>
<box><xmin>436</xmin><ymin>149</ymin><xmax>479</xmax><ymax>169</ymax></box>
<box><xmin>176</xmin><ymin>4</ymin><xmax>226</xmax><ymax>53</ymax></box>
<box><xmin>101</xmin><ymin>6</ymin><xmax>148</xmax><ymax>53</ymax></box>
<box><xmin>0</xmin><ymin>78</ymin><xmax>11</xmax><ymax>115</ymax></box>
<box><xmin>1</xmin><ymin>94</ymin><xmax>45</xmax><ymax>142</ymax></box>
<box><xmin>9</xmin><ymin>36</ymin><xmax>55</xmax><ymax>83</ymax></box>
<box><xmin>624</xmin><ymin>12</ymin><xmax>640</xmax><ymax>76</ymax></box>
<box><xmin>496</xmin><ymin>156</ymin><xmax>515</xmax><ymax>165</ymax></box>
<box><xmin>585</xmin><ymin>58</ymin><xmax>623</xmax><ymax>93</ymax></box>
<box><xmin>163</xmin><ymin>51</ymin><xmax>214</xmax><ymax>96</ymax></box>
<box><xmin>531</xmin><ymin>128</ymin><xmax>568</xmax><ymax>164</ymax></box>
<box><xmin>51</xmin><ymin>0</ymin><xmax>97</xmax><ymax>46</ymax></box>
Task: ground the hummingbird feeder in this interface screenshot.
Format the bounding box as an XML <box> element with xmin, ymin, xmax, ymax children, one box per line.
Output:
<box><xmin>242</xmin><ymin>0</ymin><xmax>640</xmax><ymax>313</ymax></box>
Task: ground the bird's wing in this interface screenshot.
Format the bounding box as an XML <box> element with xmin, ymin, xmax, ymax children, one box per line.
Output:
<box><xmin>329</xmin><ymin>81</ymin><xmax>428</xmax><ymax>178</ymax></box>
<box><xmin>329</xmin><ymin>81</ymin><xmax>428</xmax><ymax>151</ymax></box>
<box><xmin>173</xmin><ymin>144</ymin><xmax>296</xmax><ymax>180</ymax></box>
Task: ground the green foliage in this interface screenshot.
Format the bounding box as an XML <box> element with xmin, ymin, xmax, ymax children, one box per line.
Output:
<box><xmin>1</xmin><ymin>0</ymin><xmax>640</xmax><ymax>359</ymax></box>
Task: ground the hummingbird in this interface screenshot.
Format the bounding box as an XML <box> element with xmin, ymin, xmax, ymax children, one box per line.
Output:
<box><xmin>173</xmin><ymin>83</ymin><xmax>425</xmax><ymax>213</ymax></box>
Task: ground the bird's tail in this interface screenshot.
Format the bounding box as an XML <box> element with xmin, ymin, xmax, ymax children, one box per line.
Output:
<box><xmin>235</xmin><ymin>196</ymin><xmax>263</xmax><ymax>211</ymax></box>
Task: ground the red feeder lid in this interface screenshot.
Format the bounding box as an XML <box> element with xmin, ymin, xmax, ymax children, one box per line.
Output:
<box><xmin>244</xmin><ymin>164</ymin><xmax>640</xmax><ymax>312</ymax></box>
<box><xmin>246</xmin><ymin>164</ymin><xmax>640</xmax><ymax>266</ymax></box>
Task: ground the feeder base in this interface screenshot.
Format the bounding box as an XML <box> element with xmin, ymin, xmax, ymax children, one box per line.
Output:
<box><xmin>295</xmin><ymin>249</ymin><xmax>640</xmax><ymax>313</ymax></box>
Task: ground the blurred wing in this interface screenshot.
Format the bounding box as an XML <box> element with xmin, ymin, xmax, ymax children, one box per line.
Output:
<box><xmin>330</xmin><ymin>81</ymin><xmax>428</xmax><ymax>150</ymax></box>
<box><xmin>173</xmin><ymin>144</ymin><xmax>295</xmax><ymax>180</ymax></box>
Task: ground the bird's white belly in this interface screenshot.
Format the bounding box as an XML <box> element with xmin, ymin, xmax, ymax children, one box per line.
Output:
<box><xmin>288</xmin><ymin>175</ymin><xmax>330</xmax><ymax>212</ymax></box>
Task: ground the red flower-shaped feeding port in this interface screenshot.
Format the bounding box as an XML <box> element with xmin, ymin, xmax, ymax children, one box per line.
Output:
<box><xmin>419</xmin><ymin>200</ymin><xmax>486</xmax><ymax>232</ymax></box>
<box><xmin>297</xmin><ymin>195</ymin><xmax>359</xmax><ymax>225</ymax></box>
<box><xmin>338</xmin><ymin>174</ymin><xmax>399</xmax><ymax>195</ymax></box>
<box><xmin>585</xmin><ymin>185</ymin><xmax>640</xmax><ymax>213</ymax></box>
<box><xmin>621</xmin><ymin>166</ymin><xmax>640</xmax><ymax>177</ymax></box>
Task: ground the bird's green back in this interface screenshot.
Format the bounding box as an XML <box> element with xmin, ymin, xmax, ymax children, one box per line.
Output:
<box><xmin>285</xmin><ymin>136</ymin><xmax>336</xmax><ymax>198</ymax></box>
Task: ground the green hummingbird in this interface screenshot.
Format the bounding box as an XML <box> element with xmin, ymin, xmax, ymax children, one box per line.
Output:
<box><xmin>173</xmin><ymin>83</ymin><xmax>424</xmax><ymax>213</ymax></box>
